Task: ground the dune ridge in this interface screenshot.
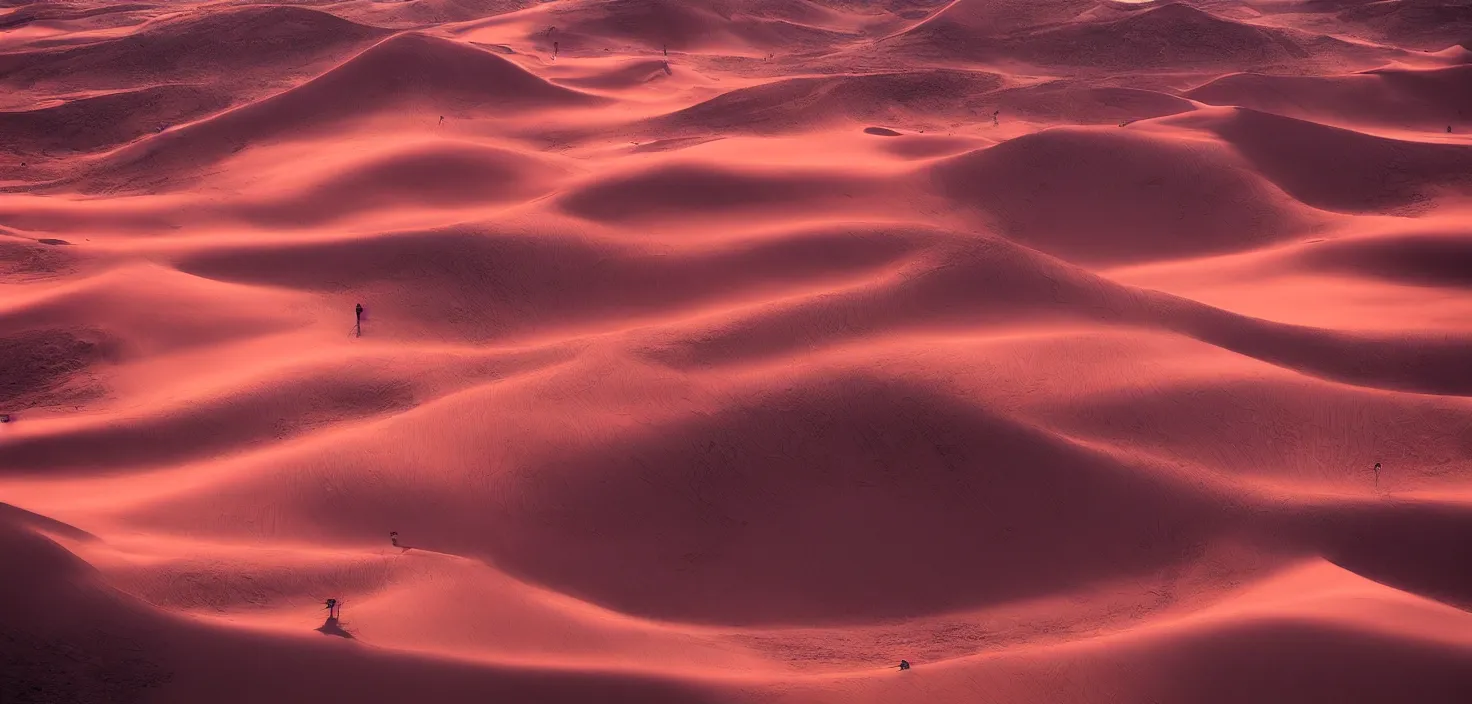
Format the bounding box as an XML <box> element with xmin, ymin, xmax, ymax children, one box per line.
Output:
<box><xmin>3</xmin><ymin>0</ymin><xmax>1471</xmax><ymax>702</ymax></box>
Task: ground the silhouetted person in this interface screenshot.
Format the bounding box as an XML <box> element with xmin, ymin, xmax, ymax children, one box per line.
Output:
<box><xmin>898</xmin><ymin>660</ymin><xmax>911</xmax><ymax>671</ymax></box>
<box><xmin>553</xmin><ymin>41</ymin><xmax>559</xmax><ymax>59</ymax></box>
<box><xmin>992</xmin><ymin>110</ymin><xmax>1000</xmax><ymax>127</ymax></box>
<box><xmin>1449</xmin><ymin>126</ymin><xmax>1454</xmax><ymax>133</ymax></box>
<box><xmin>439</xmin><ymin>115</ymin><xmax>445</xmax><ymax>126</ymax></box>
<box><xmin>390</xmin><ymin>531</ymin><xmax>399</xmax><ymax>547</ymax></box>
<box><xmin>663</xmin><ymin>43</ymin><xmax>668</xmax><ymax>57</ymax></box>
<box><xmin>354</xmin><ymin>303</ymin><xmax>363</xmax><ymax>337</ymax></box>
<box><xmin>325</xmin><ymin>598</ymin><xmax>339</xmax><ymax>619</ymax></box>
<box><xmin>1373</xmin><ymin>462</ymin><xmax>1381</xmax><ymax>487</ymax></box>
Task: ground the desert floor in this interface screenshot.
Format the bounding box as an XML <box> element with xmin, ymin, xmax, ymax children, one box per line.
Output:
<box><xmin>3</xmin><ymin>1</ymin><xmax>1472</xmax><ymax>702</ymax></box>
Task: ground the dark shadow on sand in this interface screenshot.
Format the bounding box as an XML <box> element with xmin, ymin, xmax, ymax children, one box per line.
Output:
<box><xmin>316</xmin><ymin>617</ymin><xmax>354</xmax><ymax>639</ymax></box>
<box><xmin>0</xmin><ymin>501</ymin><xmax>97</xmax><ymax>541</ymax></box>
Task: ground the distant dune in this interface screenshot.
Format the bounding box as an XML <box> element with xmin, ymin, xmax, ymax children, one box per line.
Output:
<box><xmin>3</xmin><ymin>0</ymin><xmax>1471</xmax><ymax>702</ymax></box>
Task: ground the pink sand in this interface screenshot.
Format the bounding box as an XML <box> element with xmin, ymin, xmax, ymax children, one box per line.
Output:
<box><xmin>3</xmin><ymin>1</ymin><xmax>1471</xmax><ymax>702</ymax></box>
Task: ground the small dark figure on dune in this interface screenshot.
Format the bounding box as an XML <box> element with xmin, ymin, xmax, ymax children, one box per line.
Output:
<box><xmin>439</xmin><ymin>115</ymin><xmax>444</xmax><ymax>126</ymax></box>
<box><xmin>899</xmin><ymin>660</ymin><xmax>911</xmax><ymax>671</ymax></box>
<box><xmin>663</xmin><ymin>43</ymin><xmax>668</xmax><ymax>57</ymax></box>
<box><xmin>553</xmin><ymin>41</ymin><xmax>559</xmax><ymax>59</ymax></box>
<box><xmin>992</xmin><ymin>110</ymin><xmax>1000</xmax><ymax>127</ymax></box>
<box><xmin>390</xmin><ymin>531</ymin><xmax>399</xmax><ymax>547</ymax></box>
<box><xmin>1373</xmin><ymin>462</ymin><xmax>1381</xmax><ymax>487</ymax></box>
<box><xmin>325</xmin><ymin>598</ymin><xmax>340</xmax><ymax>619</ymax></box>
<box><xmin>1449</xmin><ymin>126</ymin><xmax>1454</xmax><ymax>133</ymax></box>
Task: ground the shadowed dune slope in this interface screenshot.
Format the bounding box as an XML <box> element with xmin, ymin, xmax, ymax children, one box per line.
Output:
<box><xmin>0</xmin><ymin>516</ymin><xmax>723</xmax><ymax>704</ymax></box>
<box><xmin>897</xmin><ymin>2</ymin><xmax>1379</xmax><ymax>70</ymax></box>
<box><xmin>989</xmin><ymin>81</ymin><xmax>1195</xmax><ymax>125</ymax></box>
<box><xmin>1166</xmin><ymin>107</ymin><xmax>1472</xmax><ymax>212</ymax></box>
<box><xmin>1293</xmin><ymin>230</ymin><xmax>1472</xmax><ymax>287</ymax></box>
<box><xmin>225</xmin><ymin>143</ymin><xmax>572</xmax><ymax>227</ymax></box>
<box><xmin>894</xmin><ymin>0</ymin><xmax>1101</xmax><ymax>39</ymax></box>
<box><xmin>928</xmin><ymin>126</ymin><xmax>1321</xmax><ymax>264</ymax></box>
<box><xmin>73</xmin><ymin>32</ymin><xmax>604</xmax><ymax>193</ymax></box>
<box><xmin>0</xmin><ymin>327</ymin><xmax>118</xmax><ymax>409</ymax></box>
<box><xmin>0</xmin><ymin>372</ymin><xmax>417</xmax><ymax>474</ymax></box>
<box><xmin>1032</xmin><ymin>375</ymin><xmax>1472</xmax><ymax>484</ymax></box>
<box><xmin>1310</xmin><ymin>0</ymin><xmax>1472</xmax><ymax>50</ymax></box>
<box><xmin>549</xmin><ymin>0</ymin><xmax>855</xmax><ymax>53</ymax></box>
<box><xmin>477</xmin><ymin>376</ymin><xmax>1237</xmax><ymax>624</ymax></box>
<box><xmin>647</xmin><ymin>69</ymin><xmax>1006</xmax><ymax>134</ymax></box>
<box><xmin>1273</xmin><ymin>500</ymin><xmax>1472</xmax><ymax>610</ymax></box>
<box><xmin>1187</xmin><ymin>64</ymin><xmax>1472</xmax><ymax>129</ymax></box>
<box><xmin>175</xmin><ymin>225</ymin><xmax>930</xmax><ymax>340</ymax></box>
<box><xmin>558</xmin><ymin>163</ymin><xmax>882</xmax><ymax>223</ymax></box>
<box><xmin>0</xmin><ymin>84</ymin><xmax>232</xmax><ymax>155</ymax></box>
<box><xmin>0</xmin><ymin>6</ymin><xmax>389</xmax><ymax>90</ymax></box>
<box><xmin>0</xmin><ymin>3</ymin><xmax>155</xmax><ymax>32</ymax></box>
<box><xmin>554</xmin><ymin>58</ymin><xmax>678</xmax><ymax>89</ymax></box>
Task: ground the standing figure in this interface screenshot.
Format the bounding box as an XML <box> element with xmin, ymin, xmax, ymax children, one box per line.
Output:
<box><xmin>1373</xmin><ymin>462</ymin><xmax>1381</xmax><ymax>487</ymax></box>
<box><xmin>354</xmin><ymin>303</ymin><xmax>363</xmax><ymax>337</ymax></box>
<box><xmin>438</xmin><ymin>115</ymin><xmax>445</xmax><ymax>126</ymax></box>
<box><xmin>992</xmin><ymin>110</ymin><xmax>1000</xmax><ymax>127</ymax></box>
<box><xmin>325</xmin><ymin>598</ymin><xmax>339</xmax><ymax>619</ymax></box>
<box><xmin>553</xmin><ymin>41</ymin><xmax>559</xmax><ymax>59</ymax></box>
<box><xmin>663</xmin><ymin>43</ymin><xmax>668</xmax><ymax>57</ymax></box>
<box><xmin>390</xmin><ymin>531</ymin><xmax>399</xmax><ymax>547</ymax></box>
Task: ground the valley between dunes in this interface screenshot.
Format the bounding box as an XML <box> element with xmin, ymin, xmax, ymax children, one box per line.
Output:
<box><xmin>3</xmin><ymin>1</ymin><xmax>1472</xmax><ymax>702</ymax></box>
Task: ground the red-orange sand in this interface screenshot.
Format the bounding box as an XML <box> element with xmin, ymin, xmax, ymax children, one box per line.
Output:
<box><xmin>3</xmin><ymin>0</ymin><xmax>1472</xmax><ymax>701</ymax></box>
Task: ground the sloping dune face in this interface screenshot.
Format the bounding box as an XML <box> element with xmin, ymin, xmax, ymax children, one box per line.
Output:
<box><xmin>4</xmin><ymin>0</ymin><xmax>1472</xmax><ymax>702</ymax></box>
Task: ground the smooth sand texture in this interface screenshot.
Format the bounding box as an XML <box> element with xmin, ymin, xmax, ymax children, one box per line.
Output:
<box><xmin>3</xmin><ymin>0</ymin><xmax>1472</xmax><ymax>702</ymax></box>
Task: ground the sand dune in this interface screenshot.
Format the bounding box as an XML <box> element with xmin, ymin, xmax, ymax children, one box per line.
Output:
<box><xmin>0</xmin><ymin>6</ymin><xmax>389</xmax><ymax>92</ymax></box>
<box><xmin>1187</xmin><ymin>63</ymin><xmax>1472</xmax><ymax>129</ymax></box>
<box><xmin>1164</xmin><ymin>106</ymin><xmax>1472</xmax><ymax>212</ymax></box>
<box><xmin>928</xmin><ymin>126</ymin><xmax>1324</xmax><ymax>263</ymax></box>
<box><xmin>0</xmin><ymin>84</ymin><xmax>232</xmax><ymax>155</ymax></box>
<box><xmin>646</xmin><ymin>69</ymin><xmax>1007</xmax><ymax>136</ymax></box>
<box><xmin>893</xmin><ymin>1</ymin><xmax>1386</xmax><ymax>71</ymax></box>
<box><xmin>4</xmin><ymin>0</ymin><xmax>1471</xmax><ymax>702</ymax></box>
<box><xmin>545</xmin><ymin>0</ymin><xmax>857</xmax><ymax>53</ymax></box>
<box><xmin>1295</xmin><ymin>229</ymin><xmax>1472</xmax><ymax>286</ymax></box>
<box><xmin>1267</xmin><ymin>0</ymin><xmax>1472</xmax><ymax>51</ymax></box>
<box><xmin>70</xmin><ymin>32</ymin><xmax>603</xmax><ymax>193</ymax></box>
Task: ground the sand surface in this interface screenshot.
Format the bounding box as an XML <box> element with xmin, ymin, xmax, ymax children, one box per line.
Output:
<box><xmin>3</xmin><ymin>0</ymin><xmax>1472</xmax><ymax>702</ymax></box>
